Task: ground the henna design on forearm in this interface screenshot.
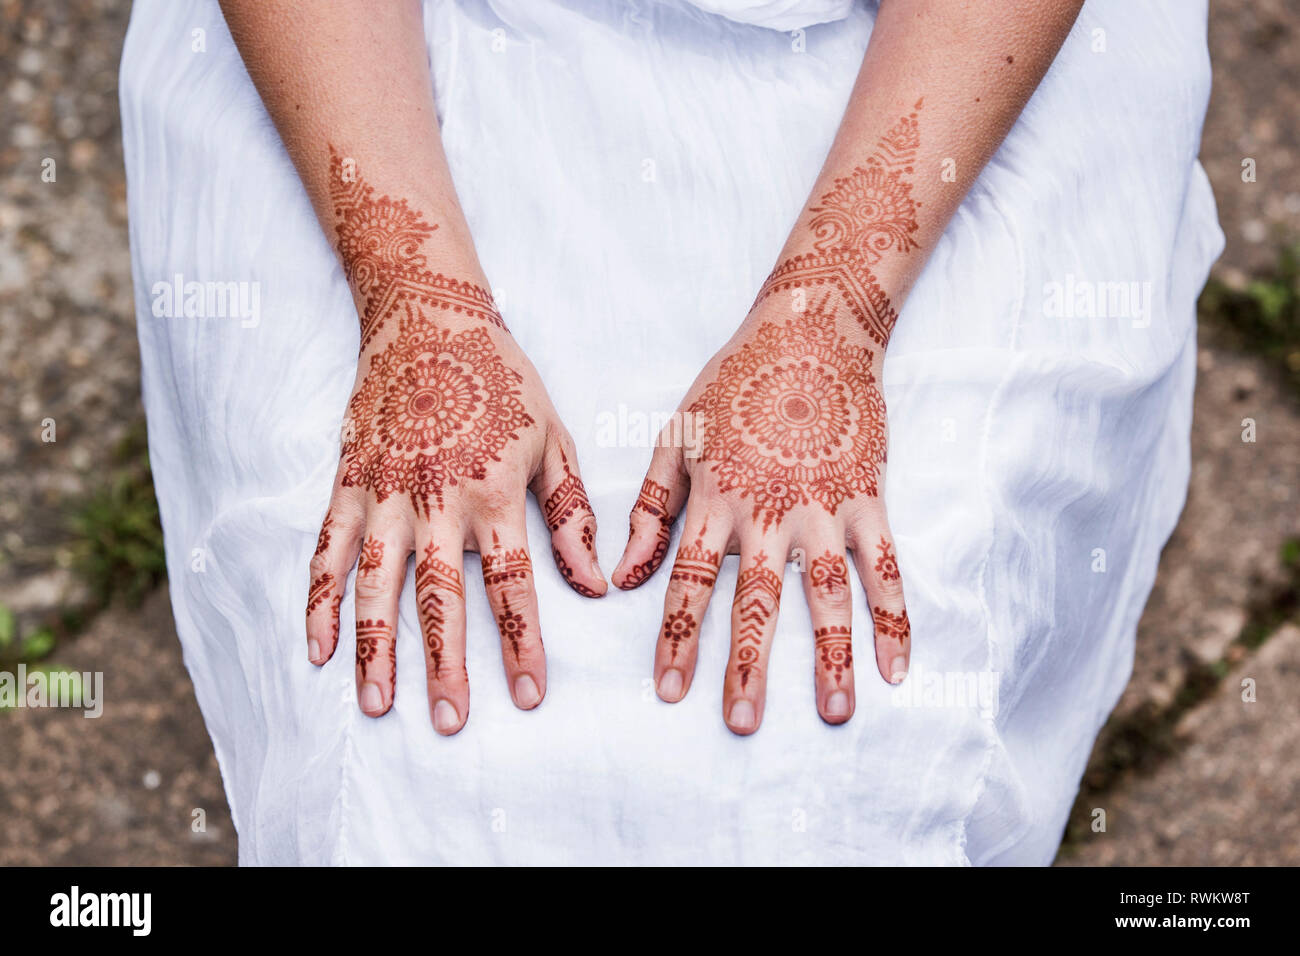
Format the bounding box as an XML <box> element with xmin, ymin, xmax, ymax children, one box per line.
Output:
<box><xmin>329</xmin><ymin>149</ymin><xmax>504</xmax><ymax>350</ymax></box>
<box><xmin>755</xmin><ymin>101</ymin><xmax>923</xmax><ymax>347</ymax></box>
<box><xmin>690</xmin><ymin>316</ymin><xmax>886</xmax><ymax>530</ymax></box>
<box><xmin>415</xmin><ymin>541</ymin><xmax>464</xmax><ymax>678</ymax></box>
<box><xmin>872</xmin><ymin>607</ymin><xmax>910</xmax><ymax>644</ymax></box>
<box><xmin>808</xmin><ymin>550</ymin><xmax>849</xmax><ymax>597</ymax></box>
<box><xmin>733</xmin><ymin>552</ymin><xmax>782</xmax><ymax>688</ymax></box>
<box><xmin>814</xmin><ymin>626</ymin><xmax>853</xmax><ymax>685</ymax></box>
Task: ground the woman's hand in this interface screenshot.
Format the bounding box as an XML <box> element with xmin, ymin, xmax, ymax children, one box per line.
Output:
<box><xmin>305</xmin><ymin>157</ymin><xmax>606</xmax><ymax>735</ymax></box>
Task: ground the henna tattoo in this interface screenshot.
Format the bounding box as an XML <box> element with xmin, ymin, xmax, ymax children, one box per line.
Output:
<box><xmin>329</xmin><ymin>149</ymin><xmax>504</xmax><ymax>350</ymax></box>
<box><xmin>481</xmin><ymin>530</ymin><xmax>533</xmax><ymax>587</ymax></box>
<box><xmin>808</xmin><ymin>550</ymin><xmax>849</xmax><ymax>597</ymax></box>
<box><xmin>553</xmin><ymin>547</ymin><xmax>599</xmax><ymax>597</ymax></box>
<box><xmin>872</xmin><ymin>607</ymin><xmax>910</xmax><ymax>644</ymax></box>
<box><xmin>670</xmin><ymin>523</ymin><xmax>721</xmax><ymax>588</ymax></box>
<box><xmin>619</xmin><ymin>479</ymin><xmax>677</xmax><ymax>588</ymax></box>
<box><xmin>814</xmin><ymin>626</ymin><xmax>853</xmax><ymax>685</ymax></box>
<box><xmin>357</xmin><ymin>535</ymin><xmax>385</xmax><ymax>574</ymax></box>
<box><xmin>543</xmin><ymin>450</ymin><xmax>593</xmax><ymax>533</ymax></box>
<box><xmin>733</xmin><ymin>552</ymin><xmax>782</xmax><ymax>688</ymax></box>
<box><xmin>690</xmin><ymin>316</ymin><xmax>887</xmax><ymax>530</ymax></box>
<box><xmin>755</xmin><ymin>100</ymin><xmax>923</xmax><ymax>347</ymax></box>
<box><xmin>415</xmin><ymin>542</ymin><xmax>463</xmax><ymax>678</ymax></box>
<box><xmin>341</xmin><ymin>316</ymin><xmax>534</xmax><ymax>516</ymax></box>
<box><xmin>874</xmin><ymin>537</ymin><xmax>900</xmax><ymax>582</ymax></box>
<box><xmin>496</xmin><ymin>599</ymin><xmax>528</xmax><ymax>661</ymax></box>
<box><xmin>307</xmin><ymin>572</ymin><xmax>335</xmax><ymax>613</ymax></box>
<box><xmin>356</xmin><ymin>618</ymin><xmax>394</xmax><ymax>678</ymax></box>
<box><xmin>661</xmin><ymin>598</ymin><xmax>697</xmax><ymax>663</ymax></box>
<box><xmin>633</xmin><ymin>478</ymin><xmax>673</xmax><ymax>524</ymax></box>
<box><xmin>314</xmin><ymin>510</ymin><xmax>333</xmax><ymax>557</ymax></box>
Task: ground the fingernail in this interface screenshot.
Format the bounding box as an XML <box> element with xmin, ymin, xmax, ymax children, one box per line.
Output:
<box><xmin>728</xmin><ymin>699</ymin><xmax>756</xmax><ymax>733</ymax></box>
<box><xmin>589</xmin><ymin>555</ymin><xmax>604</xmax><ymax>579</ymax></box>
<box><xmin>307</xmin><ymin>639</ymin><xmax>322</xmax><ymax>664</ymax></box>
<box><xmin>514</xmin><ymin>674</ymin><xmax>542</xmax><ymax>709</ymax></box>
<box><xmin>433</xmin><ymin>699</ymin><xmax>460</xmax><ymax>734</ymax></box>
<box><xmin>890</xmin><ymin>656</ymin><xmax>909</xmax><ymax>684</ymax></box>
<box><xmin>658</xmin><ymin>668</ymin><xmax>684</xmax><ymax>701</ymax></box>
<box><xmin>826</xmin><ymin>690</ymin><xmax>850</xmax><ymax>717</ymax></box>
<box><xmin>360</xmin><ymin>681</ymin><xmax>384</xmax><ymax>714</ymax></box>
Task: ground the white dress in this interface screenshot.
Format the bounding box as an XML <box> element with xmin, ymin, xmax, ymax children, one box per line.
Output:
<box><xmin>118</xmin><ymin>0</ymin><xmax>1223</xmax><ymax>864</ymax></box>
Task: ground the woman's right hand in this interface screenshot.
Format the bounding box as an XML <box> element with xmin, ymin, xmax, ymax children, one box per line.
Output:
<box><xmin>305</xmin><ymin>157</ymin><xmax>606</xmax><ymax>735</ymax></box>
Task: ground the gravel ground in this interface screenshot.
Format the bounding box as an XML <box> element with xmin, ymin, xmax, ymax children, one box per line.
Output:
<box><xmin>0</xmin><ymin>0</ymin><xmax>1296</xmax><ymax>866</ymax></box>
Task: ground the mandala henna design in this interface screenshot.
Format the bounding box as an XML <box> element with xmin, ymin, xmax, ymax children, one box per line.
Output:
<box><xmin>329</xmin><ymin>148</ymin><xmax>505</xmax><ymax>350</ymax></box>
<box><xmin>874</xmin><ymin>537</ymin><xmax>901</xmax><ymax>582</ymax></box>
<box><xmin>733</xmin><ymin>552</ymin><xmax>782</xmax><ymax>689</ymax></box>
<box><xmin>543</xmin><ymin>451</ymin><xmax>594</xmax><ymax>533</ymax></box>
<box><xmin>755</xmin><ymin>100</ymin><xmax>924</xmax><ymax>346</ymax></box>
<box><xmin>808</xmin><ymin>551</ymin><xmax>850</xmax><ymax>597</ymax></box>
<box><xmin>691</xmin><ymin>316</ymin><xmax>887</xmax><ymax>530</ymax></box>
<box><xmin>814</xmin><ymin>626</ymin><xmax>853</xmax><ymax>685</ymax></box>
<box><xmin>415</xmin><ymin>542</ymin><xmax>464</xmax><ymax>678</ymax></box>
<box><xmin>341</xmin><ymin>315</ymin><xmax>534</xmax><ymax>516</ymax></box>
<box><xmin>661</xmin><ymin>599</ymin><xmax>697</xmax><ymax>663</ymax></box>
<box><xmin>356</xmin><ymin>618</ymin><xmax>394</xmax><ymax>679</ymax></box>
<box><xmin>872</xmin><ymin>607</ymin><xmax>910</xmax><ymax>644</ymax></box>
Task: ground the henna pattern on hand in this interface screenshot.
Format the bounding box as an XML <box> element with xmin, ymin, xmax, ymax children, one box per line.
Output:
<box><xmin>308</xmin><ymin>572</ymin><xmax>335</xmax><ymax>613</ymax></box>
<box><xmin>620</xmin><ymin>479</ymin><xmax>677</xmax><ymax>589</ymax></box>
<box><xmin>874</xmin><ymin>537</ymin><xmax>900</xmax><ymax>582</ymax></box>
<box><xmin>755</xmin><ymin>100</ymin><xmax>923</xmax><ymax>347</ymax></box>
<box><xmin>808</xmin><ymin>550</ymin><xmax>849</xmax><ymax>597</ymax></box>
<box><xmin>481</xmin><ymin>530</ymin><xmax>533</xmax><ymax>587</ymax></box>
<box><xmin>690</xmin><ymin>316</ymin><xmax>887</xmax><ymax>530</ymax></box>
<box><xmin>415</xmin><ymin>541</ymin><xmax>464</xmax><ymax>678</ymax></box>
<box><xmin>543</xmin><ymin>450</ymin><xmax>594</xmax><ymax>535</ymax></box>
<box><xmin>661</xmin><ymin>599</ymin><xmax>696</xmax><ymax>663</ymax></box>
<box><xmin>356</xmin><ymin>618</ymin><xmax>394</xmax><ymax>678</ymax></box>
<box><xmin>357</xmin><ymin>535</ymin><xmax>385</xmax><ymax>574</ymax></box>
<box><xmin>496</xmin><ymin>599</ymin><xmax>528</xmax><ymax>662</ymax></box>
<box><xmin>814</xmin><ymin>626</ymin><xmax>853</xmax><ymax>685</ymax></box>
<box><xmin>341</xmin><ymin>315</ymin><xmax>534</xmax><ymax>516</ymax></box>
<box><xmin>733</xmin><ymin>552</ymin><xmax>782</xmax><ymax>688</ymax></box>
<box><xmin>314</xmin><ymin>510</ymin><xmax>333</xmax><ymax>557</ymax></box>
<box><xmin>329</xmin><ymin>148</ymin><xmax>504</xmax><ymax>350</ymax></box>
<box><xmin>553</xmin><ymin>547</ymin><xmax>600</xmax><ymax>597</ymax></box>
<box><xmin>872</xmin><ymin>607</ymin><xmax>910</xmax><ymax>644</ymax></box>
<box><xmin>670</xmin><ymin>524</ymin><xmax>721</xmax><ymax>588</ymax></box>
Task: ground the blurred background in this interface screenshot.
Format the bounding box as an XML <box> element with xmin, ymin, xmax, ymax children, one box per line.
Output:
<box><xmin>1</xmin><ymin>0</ymin><xmax>1297</xmax><ymax>865</ymax></box>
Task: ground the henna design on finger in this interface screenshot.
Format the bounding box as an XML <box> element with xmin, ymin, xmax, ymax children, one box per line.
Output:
<box><xmin>308</xmin><ymin>572</ymin><xmax>335</xmax><ymax>613</ymax></box>
<box><xmin>633</xmin><ymin>478</ymin><xmax>673</xmax><ymax>523</ymax></box>
<box><xmin>619</xmin><ymin>479</ymin><xmax>676</xmax><ymax>589</ymax></box>
<box><xmin>755</xmin><ymin>101</ymin><xmax>923</xmax><ymax>347</ymax></box>
<box><xmin>341</xmin><ymin>316</ymin><xmax>534</xmax><ymax>516</ymax></box>
<box><xmin>314</xmin><ymin>510</ymin><xmax>333</xmax><ymax>557</ymax></box>
<box><xmin>543</xmin><ymin>450</ymin><xmax>594</xmax><ymax>533</ymax></box>
<box><xmin>733</xmin><ymin>552</ymin><xmax>782</xmax><ymax>689</ymax></box>
<box><xmin>481</xmin><ymin>530</ymin><xmax>533</xmax><ymax>587</ymax></box>
<box><xmin>874</xmin><ymin>537</ymin><xmax>900</xmax><ymax>582</ymax></box>
<box><xmin>496</xmin><ymin>599</ymin><xmax>528</xmax><ymax>662</ymax></box>
<box><xmin>814</xmin><ymin>626</ymin><xmax>853</xmax><ymax>685</ymax></box>
<box><xmin>329</xmin><ymin>149</ymin><xmax>505</xmax><ymax>350</ymax></box>
<box><xmin>670</xmin><ymin>523</ymin><xmax>722</xmax><ymax>588</ymax></box>
<box><xmin>553</xmin><ymin>547</ymin><xmax>600</xmax><ymax>598</ymax></box>
<box><xmin>808</xmin><ymin>551</ymin><xmax>850</xmax><ymax>597</ymax></box>
<box><xmin>356</xmin><ymin>618</ymin><xmax>394</xmax><ymax>678</ymax></box>
<box><xmin>661</xmin><ymin>598</ymin><xmax>697</xmax><ymax>663</ymax></box>
<box><xmin>690</xmin><ymin>316</ymin><xmax>887</xmax><ymax>530</ymax></box>
<box><xmin>872</xmin><ymin>607</ymin><xmax>910</xmax><ymax>644</ymax></box>
<box><xmin>358</xmin><ymin>535</ymin><xmax>385</xmax><ymax>574</ymax></box>
<box><xmin>415</xmin><ymin>542</ymin><xmax>464</xmax><ymax>679</ymax></box>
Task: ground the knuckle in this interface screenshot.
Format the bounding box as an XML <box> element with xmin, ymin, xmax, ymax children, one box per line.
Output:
<box><xmin>354</xmin><ymin>565</ymin><xmax>396</xmax><ymax>600</ymax></box>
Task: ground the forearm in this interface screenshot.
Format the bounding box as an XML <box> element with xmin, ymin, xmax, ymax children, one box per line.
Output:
<box><xmin>772</xmin><ymin>0</ymin><xmax>1083</xmax><ymax>333</ymax></box>
<box><xmin>218</xmin><ymin>0</ymin><xmax>483</xmax><ymax>288</ymax></box>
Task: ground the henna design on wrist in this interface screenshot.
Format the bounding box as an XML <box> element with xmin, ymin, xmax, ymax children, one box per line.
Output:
<box><xmin>415</xmin><ymin>542</ymin><xmax>464</xmax><ymax>678</ymax></box>
<box><xmin>808</xmin><ymin>550</ymin><xmax>850</xmax><ymax>597</ymax></box>
<box><xmin>874</xmin><ymin>537</ymin><xmax>900</xmax><ymax>582</ymax></box>
<box><xmin>872</xmin><ymin>607</ymin><xmax>910</xmax><ymax>644</ymax></box>
<box><xmin>356</xmin><ymin>618</ymin><xmax>394</xmax><ymax>678</ymax></box>
<box><xmin>814</xmin><ymin>626</ymin><xmax>853</xmax><ymax>685</ymax></box>
<box><xmin>755</xmin><ymin>101</ymin><xmax>923</xmax><ymax>347</ymax></box>
<box><xmin>733</xmin><ymin>552</ymin><xmax>782</xmax><ymax>688</ymax></box>
<box><xmin>329</xmin><ymin>149</ymin><xmax>505</xmax><ymax>349</ymax></box>
<box><xmin>690</xmin><ymin>317</ymin><xmax>886</xmax><ymax>530</ymax></box>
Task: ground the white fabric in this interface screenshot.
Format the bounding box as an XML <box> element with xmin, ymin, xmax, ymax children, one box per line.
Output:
<box><xmin>119</xmin><ymin>0</ymin><xmax>1222</xmax><ymax>865</ymax></box>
